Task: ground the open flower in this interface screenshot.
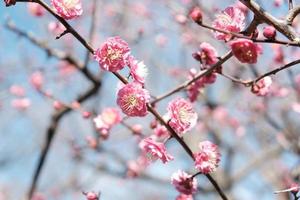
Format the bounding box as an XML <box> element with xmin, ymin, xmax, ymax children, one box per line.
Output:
<box><xmin>251</xmin><ymin>76</ymin><xmax>272</xmax><ymax>96</ymax></box>
<box><xmin>94</xmin><ymin>36</ymin><xmax>131</xmax><ymax>72</ymax></box>
<box><xmin>129</xmin><ymin>57</ymin><xmax>148</xmax><ymax>85</ymax></box>
<box><xmin>193</xmin><ymin>42</ymin><xmax>218</xmax><ymax>69</ymax></box>
<box><xmin>194</xmin><ymin>141</ymin><xmax>221</xmax><ymax>174</ymax></box>
<box><xmin>167</xmin><ymin>98</ymin><xmax>198</xmax><ymax>134</ymax></box>
<box><xmin>51</xmin><ymin>0</ymin><xmax>83</xmax><ymax>20</ymax></box>
<box><xmin>117</xmin><ymin>83</ymin><xmax>150</xmax><ymax>117</ymax></box>
<box><xmin>139</xmin><ymin>137</ymin><xmax>174</xmax><ymax>164</ymax></box>
<box><xmin>171</xmin><ymin>170</ymin><xmax>198</xmax><ymax>195</ymax></box>
<box><xmin>212</xmin><ymin>6</ymin><xmax>245</xmax><ymax>41</ymax></box>
<box><xmin>230</xmin><ymin>39</ymin><xmax>261</xmax><ymax>64</ymax></box>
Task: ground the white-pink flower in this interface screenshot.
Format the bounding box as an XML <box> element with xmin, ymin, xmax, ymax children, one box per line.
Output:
<box><xmin>139</xmin><ymin>137</ymin><xmax>174</xmax><ymax>164</ymax></box>
<box><xmin>117</xmin><ymin>83</ymin><xmax>150</xmax><ymax>117</ymax></box>
<box><xmin>51</xmin><ymin>0</ymin><xmax>83</xmax><ymax>20</ymax></box>
<box><xmin>11</xmin><ymin>98</ymin><xmax>31</xmax><ymax>111</ymax></box>
<box><xmin>167</xmin><ymin>98</ymin><xmax>198</xmax><ymax>134</ymax></box>
<box><xmin>129</xmin><ymin>57</ymin><xmax>148</xmax><ymax>85</ymax></box>
<box><xmin>171</xmin><ymin>170</ymin><xmax>198</xmax><ymax>195</ymax></box>
<box><xmin>251</xmin><ymin>76</ymin><xmax>272</xmax><ymax>96</ymax></box>
<box><xmin>94</xmin><ymin>36</ymin><xmax>131</xmax><ymax>72</ymax></box>
<box><xmin>212</xmin><ymin>6</ymin><xmax>245</xmax><ymax>41</ymax></box>
<box><xmin>101</xmin><ymin>107</ymin><xmax>121</xmax><ymax>127</ymax></box>
<box><xmin>194</xmin><ymin>141</ymin><xmax>221</xmax><ymax>174</ymax></box>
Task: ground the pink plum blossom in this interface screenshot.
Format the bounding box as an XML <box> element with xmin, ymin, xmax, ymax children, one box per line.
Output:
<box><xmin>128</xmin><ymin>56</ymin><xmax>148</xmax><ymax>85</ymax></box>
<box><xmin>171</xmin><ymin>170</ymin><xmax>197</xmax><ymax>195</ymax></box>
<box><xmin>9</xmin><ymin>85</ymin><xmax>25</xmax><ymax>97</ymax></box>
<box><xmin>154</xmin><ymin>124</ymin><xmax>170</xmax><ymax>139</ymax></box>
<box><xmin>29</xmin><ymin>71</ymin><xmax>44</xmax><ymax>90</ymax></box>
<box><xmin>126</xmin><ymin>154</ymin><xmax>149</xmax><ymax>177</ymax></box>
<box><xmin>193</xmin><ymin>42</ymin><xmax>218</xmax><ymax>69</ymax></box>
<box><xmin>139</xmin><ymin>137</ymin><xmax>174</xmax><ymax>164</ymax></box>
<box><xmin>51</xmin><ymin>0</ymin><xmax>83</xmax><ymax>20</ymax></box>
<box><xmin>189</xmin><ymin>7</ymin><xmax>202</xmax><ymax>23</ymax></box>
<box><xmin>83</xmin><ymin>192</ymin><xmax>99</xmax><ymax>200</ymax></box>
<box><xmin>167</xmin><ymin>97</ymin><xmax>198</xmax><ymax>134</ymax></box>
<box><xmin>101</xmin><ymin>107</ymin><xmax>121</xmax><ymax>127</ymax></box>
<box><xmin>11</xmin><ymin>98</ymin><xmax>31</xmax><ymax>110</ymax></box>
<box><xmin>94</xmin><ymin>36</ymin><xmax>131</xmax><ymax>72</ymax></box>
<box><xmin>117</xmin><ymin>83</ymin><xmax>150</xmax><ymax>117</ymax></box>
<box><xmin>194</xmin><ymin>140</ymin><xmax>221</xmax><ymax>174</ymax></box>
<box><xmin>212</xmin><ymin>6</ymin><xmax>245</xmax><ymax>41</ymax></box>
<box><xmin>230</xmin><ymin>39</ymin><xmax>261</xmax><ymax>64</ymax></box>
<box><xmin>186</xmin><ymin>68</ymin><xmax>217</xmax><ymax>102</ymax></box>
<box><xmin>28</xmin><ymin>3</ymin><xmax>45</xmax><ymax>17</ymax></box>
<box><xmin>251</xmin><ymin>76</ymin><xmax>273</xmax><ymax>96</ymax></box>
<box><xmin>263</xmin><ymin>26</ymin><xmax>276</xmax><ymax>39</ymax></box>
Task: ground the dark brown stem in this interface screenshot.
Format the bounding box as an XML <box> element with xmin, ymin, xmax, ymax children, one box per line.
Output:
<box><xmin>286</xmin><ymin>5</ymin><xmax>300</xmax><ymax>25</ymax></box>
<box><xmin>239</xmin><ymin>0</ymin><xmax>299</xmax><ymax>41</ymax></box>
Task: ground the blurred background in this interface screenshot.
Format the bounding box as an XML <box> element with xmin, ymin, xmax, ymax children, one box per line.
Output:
<box><xmin>0</xmin><ymin>0</ymin><xmax>300</xmax><ymax>199</ymax></box>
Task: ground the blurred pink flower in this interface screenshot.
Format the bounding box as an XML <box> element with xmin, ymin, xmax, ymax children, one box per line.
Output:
<box><xmin>194</xmin><ymin>141</ymin><xmax>221</xmax><ymax>174</ymax></box>
<box><xmin>154</xmin><ymin>124</ymin><xmax>170</xmax><ymax>139</ymax></box>
<box><xmin>171</xmin><ymin>170</ymin><xmax>197</xmax><ymax>195</ymax></box>
<box><xmin>139</xmin><ymin>137</ymin><xmax>174</xmax><ymax>164</ymax></box>
<box><xmin>101</xmin><ymin>107</ymin><xmax>121</xmax><ymax>127</ymax></box>
<box><xmin>251</xmin><ymin>76</ymin><xmax>272</xmax><ymax>96</ymax></box>
<box><xmin>167</xmin><ymin>98</ymin><xmax>198</xmax><ymax>134</ymax></box>
<box><xmin>94</xmin><ymin>36</ymin><xmax>131</xmax><ymax>72</ymax></box>
<box><xmin>9</xmin><ymin>85</ymin><xmax>25</xmax><ymax>97</ymax></box>
<box><xmin>48</xmin><ymin>21</ymin><xmax>65</xmax><ymax>35</ymax></box>
<box><xmin>51</xmin><ymin>0</ymin><xmax>83</xmax><ymax>20</ymax></box>
<box><xmin>212</xmin><ymin>6</ymin><xmax>245</xmax><ymax>41</ymax></box>
<box><xmin>29</xmin><ymin>71</ymin><xmax>44</xmax><ymax>90</ymax></box>
<box><xmin>11</xmin><ymin>98</ymin><xmax>31</xmax><ymax>110</ymax></box>
<box><xmin>126</xmin><ymin>154</ymin><xmax>149</xmax><ymax>177</ymax></box>
<box><xmin>117</xmin><ymin>83</ymin><xmax>150</xmax><ymax>117</ymax></box>
<box><xmin>83</xmin><ymin>192</ymin><xmax>99</xmax><ymax>200</ymax></box>
<box><xmin>189</xmin><ymin>7</ymin><xmax>202</xmax><ymax>23</ymax></box>
<box><xmin>230</xmin><ymin>39</ymin><xmax>261</xmax><ymax>64</ymax></box>
<box><xmin>28</xmin><ymin>3</ymin><xmax>45</xmax><ymax>17</ymax></box>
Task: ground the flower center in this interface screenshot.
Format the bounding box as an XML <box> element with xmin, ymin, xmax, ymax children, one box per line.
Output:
<box><xmin>179</xmin><ymin>108</ymin><xmax>190</xmax><ymax>123</ymax></box>
<box><xmin>107</xmin><ymin>47</ymin><xmax>122</xmax><ymax>63</ymax></box>
<box><xmin>63</xmin><ymin>0</ymin><xmax>77</xmax><ymax>8</ymax></box>
<box><xmin>124</xmin><ymin>95</ymin><xmax>137</xmax><ymax>111</ymax></box>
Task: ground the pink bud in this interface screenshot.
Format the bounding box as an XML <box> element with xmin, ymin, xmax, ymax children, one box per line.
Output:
<box><xmin>82</xmin><ymin>111</ymin><xmax>91</xmax><ymax>119</ymax></box>
<box><xmin>53</xmin><ymin>101</ymin><xmax>63</xmax><ymax>110</ymax></box>
<box><xmin>132</xmin><ymin>124</ymin><xmax>142</xmax><ymax>135</ymax></box>
<box><xmin>84</xmin><ymin>192</ymin><xmax>99</xmax><ymax>200</ymax></box>
<box><xmin>263</xmin><ymin>26</ymin><xmax>276</xmax><ymax>39</ymax></box>
<box><xmin>189</xmin><ymin>7</ymin><xmax>202</xmax><ymax>23</ymax></box>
